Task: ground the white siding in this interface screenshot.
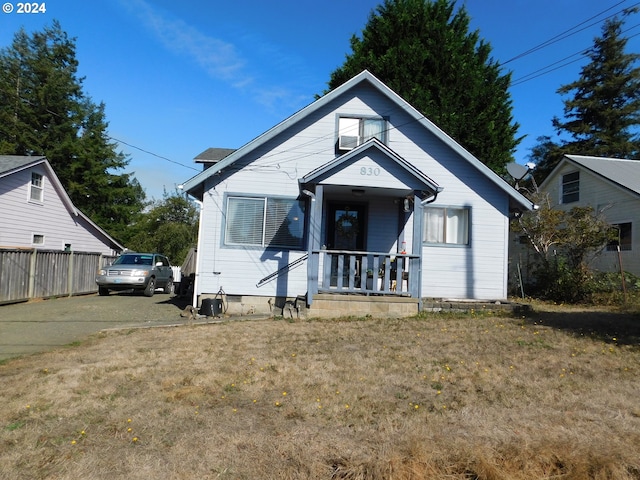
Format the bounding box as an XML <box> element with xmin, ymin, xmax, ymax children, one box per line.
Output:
<box><xmin>195</xmin><ymin>82</ymin><xmax>514</xmax><ymax>300</ymax></box>
<box><xmin>0</xmin><ymin>166</ymin><xmax>117</xmax><ymax>255</ymax></box>
<box><xmin>542</xmin><ymin>162</ymin><xmax>640</xmax><ymax>276</ymax></box>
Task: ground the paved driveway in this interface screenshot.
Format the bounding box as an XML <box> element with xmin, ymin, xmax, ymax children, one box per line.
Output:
<box><xmin>0</xmin><ymin>292</ymin><xmax>191</xmax><ymax>361</ymax></box>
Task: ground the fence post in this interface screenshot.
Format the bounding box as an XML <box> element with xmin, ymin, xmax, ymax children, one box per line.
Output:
<box><xmin>68</xmin><ymin>251</ymin><xmax>74</xmax><ymax>297</ymax></box>
<box><xmin>28</xmin><ymin>249</ymin><xmax>37</xmax><ymax>299</ymax></box>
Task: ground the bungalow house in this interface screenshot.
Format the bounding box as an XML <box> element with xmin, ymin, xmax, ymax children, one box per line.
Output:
<box><xmin>182</xmin><ymin>71</ymin><xmax>533</xmax><ymax>317</ymax></box>
<box><xmin>0</xmin><ymin>155</ymin><xmax>123</xmax><ymax>255</ymax></box>
<box><xmin>535</xmin><ymin>154</ymin><xmax>640</xmax><ymax>277</ymax></box>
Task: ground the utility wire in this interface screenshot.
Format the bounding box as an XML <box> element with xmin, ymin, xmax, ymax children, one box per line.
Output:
<box><xmin>109</xmin><ymin>135</ymin><xmax>199</xmax><ymax>172</ymax></box>
<box><xmin>511</xmin><ymin>25</ymin><xmax>640</xmax><ymax>87</ymax></box>
<box><xmin>501</xmin><ymin>0</ymin><xmax>634</xmax><ymax>65</ymax></box>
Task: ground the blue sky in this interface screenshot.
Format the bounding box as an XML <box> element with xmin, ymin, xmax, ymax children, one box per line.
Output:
<box><xmin>1</xmin><ymin>0</ymin><xmax>638</xmax><ymax>200</ymax></box>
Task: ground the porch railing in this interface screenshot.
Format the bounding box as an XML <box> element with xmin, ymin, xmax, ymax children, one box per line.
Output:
<box><xmin>311</xmin><ymin>250</ymin><xmax>419</xmax><ymax>297</ymax></box>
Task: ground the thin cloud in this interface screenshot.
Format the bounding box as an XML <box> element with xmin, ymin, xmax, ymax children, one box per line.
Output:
<box><xmin>120</xmin><ymin>0</ymin><xmax>311</xmax><ymax>113</ymax></box>
<box><xmin>122</xmin><ymin>0</ymin><xmax>249</xmax><ymax>83</ymax></box>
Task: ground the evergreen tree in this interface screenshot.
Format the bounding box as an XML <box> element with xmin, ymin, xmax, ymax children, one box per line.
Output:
<box><xmin>531</xmin><ymin>11</ymin><xmax>640</xmax><ymax>182</ymax></box>
<box><xmin>325</xmin><ymin>0</ymin><xmax>520</xmax><ymax>174</ymax></box>
<box><xmin>0</xmin><ymin>21</ymin><xmax>146</xmax><ymax>241</ymax></box>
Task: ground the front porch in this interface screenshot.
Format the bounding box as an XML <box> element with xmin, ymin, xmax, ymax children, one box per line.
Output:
<box><xmin>310</xmin><ymin>250</ymin><xmax>419</xmax><ymax>296</ymax></box>
<box><xmin>304</xmin><ymin>249</ymin><xmax>420</xmax><ymax>317</ymax></box>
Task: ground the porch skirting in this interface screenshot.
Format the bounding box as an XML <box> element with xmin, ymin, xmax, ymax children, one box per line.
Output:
<box><xmin>307</xmin><ymin>294</ymin><xmax>419</xmax><ymax>318</ymax></box>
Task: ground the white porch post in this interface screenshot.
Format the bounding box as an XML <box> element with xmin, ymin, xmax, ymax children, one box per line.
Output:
<box><xmin>412</xmin><ymin>190</ymin><xmax>424</xmax><ymax>308</ymax></box>
<box><xmin>305</xmin><ymin>185</ymin><xmax>323</xmax><ymax>304</ymax></box>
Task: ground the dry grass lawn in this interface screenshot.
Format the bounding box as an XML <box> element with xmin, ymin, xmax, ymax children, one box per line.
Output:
<box><xmin>1</xmin><ymin>305</ymin><xmax>640</xmax><ymax>479</ymax></box>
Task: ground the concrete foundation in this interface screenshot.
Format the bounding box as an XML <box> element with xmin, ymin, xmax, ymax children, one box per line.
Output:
<box><xmin>307</xmin><ymin>294</ymin><xmax>419</xmax><ymax>318</ymax></box>
<box><xmin>196</xmin><ymin>293</ymin><xmax>528</xmax><ymax>320</ymax></box>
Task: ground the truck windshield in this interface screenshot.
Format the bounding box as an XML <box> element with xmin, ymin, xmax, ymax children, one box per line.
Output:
<box><xmin>113</xmin><ymin>254</ymin><xmax>154</xmax><ymax>266</ymax></box>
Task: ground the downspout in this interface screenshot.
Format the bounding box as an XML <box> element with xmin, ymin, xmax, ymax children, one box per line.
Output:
<box><xmin>415</xmin><ymin>186</ymin><xmax>444</xmax><ymax>310</ymax></box>
<box><xmin>421</xmin><ymin>186</ymin><xmax>444</xmax><ymax>205</ymax></box>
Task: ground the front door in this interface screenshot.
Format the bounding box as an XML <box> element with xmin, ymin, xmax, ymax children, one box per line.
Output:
<box><xmin>327</xmin><ymin>203</ymin><xmax>366</xmax><ymax>251</ymax></box>
<box><xmin>326</xmin><ymin>203</ymin><xmax>366</xmax><ymax>287</ymax></box>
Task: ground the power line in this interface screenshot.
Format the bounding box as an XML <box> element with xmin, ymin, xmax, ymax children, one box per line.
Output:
<box><xmin>109</xmin><ymin>135</ymin><xmax>199</xmax><ymax>172</ymax></box>
<box><xmin>511</xmin><ymin>24</ymin><xmax>640</xmax><ymax>87</ymax></box>
<box><xmin>501</xmin><ymin>1</ymin><xmax>637</xmax><ymax>66</ymax></box>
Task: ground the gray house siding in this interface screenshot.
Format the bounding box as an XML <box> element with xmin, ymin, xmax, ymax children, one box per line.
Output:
<box><xmin>541</xmin><ymin>158</ymin><xmax>640</xmax><ymax>277</ymax></box>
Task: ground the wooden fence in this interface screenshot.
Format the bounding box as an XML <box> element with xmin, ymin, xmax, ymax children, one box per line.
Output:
<box><xmin>0</xmin><ymin>249</ymin><xmax>116</xmax><ymax>305</ymax></box>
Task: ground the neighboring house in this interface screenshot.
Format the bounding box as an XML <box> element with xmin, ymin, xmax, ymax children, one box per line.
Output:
<box><xmin>0</xmin><ymin>155</ymin><xmax>123</xmax><ymax>255</ymax></box>
<box><xmin>535</xmin><ymin>154</ymin><xmax>640</xmax><ymax>276</ymax></box>
<box><xmin>182</xmin><ymin>71</ymin><xmax>532</xmax><ymax>315</ymax></box>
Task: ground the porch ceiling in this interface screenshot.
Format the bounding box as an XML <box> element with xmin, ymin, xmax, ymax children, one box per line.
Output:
<box><xmin>319</xmin><ymin>184</ymin><xmax>413</xmax><ymax>198</ymax></box>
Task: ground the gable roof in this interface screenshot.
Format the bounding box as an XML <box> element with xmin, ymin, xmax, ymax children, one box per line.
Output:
<box><xmin>550</xmin><ymin>155</ymin><xmax>640</xmax><ymax>197</ymax></box>
<box><xmin>0</xmin><ymin>155</ymin><xmax>47</xmax><ymax>175</ymax></box>
<box><xmin>182</xmin><ymin>70</ymin><xmax>532</xmax><ymax>210</ymax></box>
<box><xmin>300</xmin><ymin>138</ymin><xmax>441</xmax><ymax>194</ymax></box>
<box><xmin>194</xmin><ymin>147</ymin><xmax>237</xmax><ymax>164</ymax></box>
<box><xmin>0</xmin><ymin>155</ymin><xmax>125</xmax><ymax>251</ymax></box>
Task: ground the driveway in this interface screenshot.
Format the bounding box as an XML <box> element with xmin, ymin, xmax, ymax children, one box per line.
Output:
<box><xmin>0</xmin><ymin>292</ymin><xmax>192</xmax><ymax>361</ymax></box>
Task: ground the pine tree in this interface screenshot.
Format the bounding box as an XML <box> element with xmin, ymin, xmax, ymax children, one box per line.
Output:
<box><xmin>531</xmin><ymin>11</ymin><xmax>640</xmax><ymax>182</ymax></box>
<box><xmin>0</xmin><ymin>21</ymin><xmax>146</xmax><ymax>241</ymax></box>
<box><xmin>325</xmin><ymin>0</ymin><xmax>520</xmax><ymax>174</ymax></box>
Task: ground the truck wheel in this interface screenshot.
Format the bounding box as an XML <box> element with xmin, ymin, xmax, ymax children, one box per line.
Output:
<box><xmin>98</xmin><ymin>287</ymin><xmax>109</xmax><ymax>296</ymax></box>
<box><xmin>163</xmin><ymin>278</ymin><xmax>174</xmax><ymax>294</ymax></box>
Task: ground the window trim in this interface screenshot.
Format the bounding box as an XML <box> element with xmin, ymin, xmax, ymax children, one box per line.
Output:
<box><xmin>606</xmin><ymin>222</ymin><xmax>632</xmax><ymax>252</ymax></box>
<box><xmin>423</xmin><ymin>206</ymin><xmax>471</xmax><ymax>247</ymax></box>
<box><xmin>223</xmin><ymin>194</ymin><xmax>306</xmax><ymax>250</ymax></box>
<box><xmin>337</xmin><ymin>114</ymin><xmax>388</xmax><ymax>150</ymax></box>
<box><xmin>561</xmin><ymin>171</ymin><xmax>580</xmax><ymax>204</ymax></box>
<box><xmin>32</xmin><ymin>233</ymin><xmax>45</xmax><ymax>246</ymax></box>
<box><xmin>29</xmin><ymin>171</ymin><xmax>44</xmax><ymax>203</ymax></box>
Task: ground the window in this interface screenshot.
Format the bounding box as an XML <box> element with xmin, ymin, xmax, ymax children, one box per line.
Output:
<box><xmin>338</xmin><ymin>116</ymin><xmax>387</xmax><ymax>150</ymax></box>
<box><xmin>424</xmin><ymin>207</ymin><xmax>470</xmax><ymax>245</ymax></box>
<box><xmin>225</xmin><ymin>196</ymin><xmax>305</xmax><ymax>249</ymax></box>
<box><xmin>32</xmin><ymin>234</ymin><xmax>44</xmax><ymax>245</ymax></box>
<box><xmin>562</xmin><ymin>171</ymin><xmax>579</xmax><ymax>203</ymax></box>
<box><xmin>30</xmin><ymin>172</ymin><xmax>44</xmax><ymax>202</ymax></box>
<box><xmin>156</xmin><ymin>255</ymin><xmax>170</xmax><ymax>266</ymax></box>
<box><xmin>607</xmin><ymin>222</ymin><xmax>632</xmax><ymax>251</ymax></box>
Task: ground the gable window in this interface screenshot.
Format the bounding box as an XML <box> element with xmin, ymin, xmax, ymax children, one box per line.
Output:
<box><xmin>607</xmin><ymin>222</ymin><xmax>632</xmax><ymax>251</ymax></box>
<box><xmin>338</xmin><ymin>116</ymin><xmax>387</xmax><ymax>150</ymax></box>
<box><xmin>561</xmin><ymin>171</ymin><xmax>579</xmax><ymax>203</ymax></box>
<box><xmin>30</xmin><ymin>172</ymin><xmax>44</xmax><ymax>202</ymax></box>
<box><xmin>32</xmin><ymin>234</ymin><xmax>45</xmax><ymax>246</ymax></box>
<box><xmin>225</xmin><ymin>196</ymin><xmax>305</xmax><ymax>249</ymax></box>
<box><xmin>424</xmin><ymin>207</ymin><xmax>470</xmax><ymax>245</ymax></box>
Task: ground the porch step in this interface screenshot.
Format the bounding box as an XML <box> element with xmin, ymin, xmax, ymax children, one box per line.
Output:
<box><xmin>308</xmin><ymin>294</ymin><xmax>419</xmax><ymax>319</ymax></box>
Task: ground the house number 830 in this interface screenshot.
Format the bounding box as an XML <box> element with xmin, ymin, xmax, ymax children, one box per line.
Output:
<box><xmin>360</xmin><ymin>166</ymin><xmax>380</xmax><ymax>176</ymax></box>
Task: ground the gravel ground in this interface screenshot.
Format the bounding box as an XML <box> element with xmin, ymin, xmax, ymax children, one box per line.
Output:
<box><xmin>0</xmin><ymin>292</ymin><xmax>193</xmax><ymax>361</ymax></box>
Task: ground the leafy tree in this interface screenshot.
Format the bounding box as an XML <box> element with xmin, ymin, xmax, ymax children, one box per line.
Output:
<box><xmin>325</xmin><ymin>0</ymin><xmax>520</xmax><ymax>174</ymax></box>
<box><xmin>531</xmin><ymin>11</ymin><xmax>640</xmax><ymax>182</ymax></box>
<box><xmin>513</xmin><ymin>192</ymin><xmax>616</xmax><ymax>302</ymax></box>
<box><xmin>125</xmin><ymin>190</ymin><xmax>199</xmax><ymax>265</ymax></box>
<box><xmin>0</xmin><ymin>21</ymin><xmax>146</xmax><ymax>241</ymax></box>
